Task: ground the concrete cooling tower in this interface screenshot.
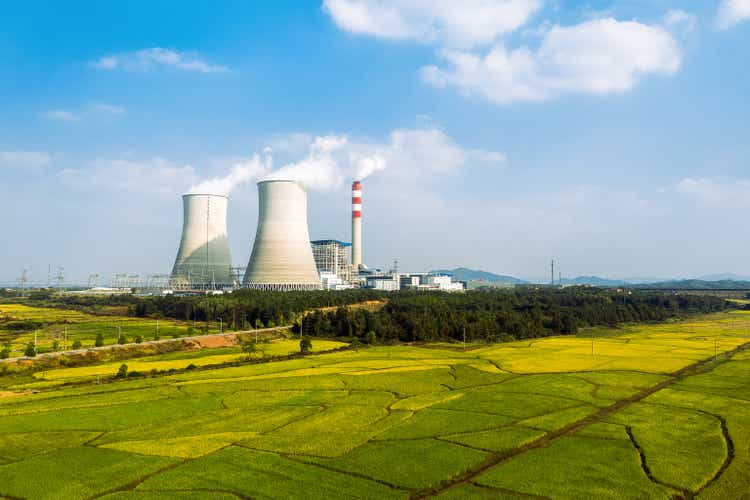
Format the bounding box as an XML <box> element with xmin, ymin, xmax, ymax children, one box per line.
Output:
<box><xmin>171</xmin><ymin>194</ymin><xmax>234</xmax><ymax>288</ymax></box>
<box><xmin>243</xmin><ymin>180</ymin><xmax>321</xmax><ymax>291</ymax></box>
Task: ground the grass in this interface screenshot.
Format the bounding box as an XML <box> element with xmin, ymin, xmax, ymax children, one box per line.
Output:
<box><xmin>0</xmin><ymin>311</ymin><xmax>748</xmax><ymax>498</ymax></box>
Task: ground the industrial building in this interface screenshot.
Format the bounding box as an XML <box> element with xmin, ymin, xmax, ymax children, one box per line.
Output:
<box><xmin>243</xmin><ymin>180</ymin><xmax>322</xmax><ymax>291</ymax></box>
<box><xmin>311</xmin><ymin>239</ymin><xmax>354</xmax><ymax>286</ymax></box>
<box><xmin>171</xmin><ymin>194</ymin><xmax>234</xmax><ymax>289</ymax></box>
<box><xmin>365</xmin><ymin>272</ymin><xmax>465</xmax><ymax>292</ymax></box>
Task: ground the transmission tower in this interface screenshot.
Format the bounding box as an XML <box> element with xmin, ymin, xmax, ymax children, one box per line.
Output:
<box><xmin>55</xmin><ymin>267</ymin><xmax>65</xmax><ymax>290</ymax></box>
<box><xmin>18</xmin><ymin>269</ymin><xmax>28</xmax><ymax>297</ymax></box>
<box><xmin>88</xmin><ymin>274</ymin><xmax>100</xmax><ymax>288</ymax></box>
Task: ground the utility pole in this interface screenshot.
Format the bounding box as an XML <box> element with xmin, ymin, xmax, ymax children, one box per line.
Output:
<box><xmin>64</xmin><ymin>325</ymin><xmax>67</xmax><ymax>350</ymax></box>
<box><xmin>34</xmin><ymin>330</ymin><xmax>37</xmax><ymax>347</ymax></box>
<box><xmin>463</xmin><ymin>326</ymin><xmax>466</xmax><ymax>352</ymax></box>
<box><xmin>220</xmin><ymin>318</ymin><xmax>223</xmax><ymax>334</ymax></box>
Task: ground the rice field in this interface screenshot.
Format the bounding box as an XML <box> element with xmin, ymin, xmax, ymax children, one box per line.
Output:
<box><xmin>0</xmin><ymin>311</ymin><xmax>748</xmax><ymax>499</ymax></box>
<box><xmin>0</xmin><ymin>304</ymin><xmax>203</xmax><ymax>354</ymax></box>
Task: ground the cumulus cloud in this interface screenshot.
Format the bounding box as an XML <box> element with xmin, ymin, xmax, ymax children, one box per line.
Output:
<box><xmin>0</xmin><ymin>151</ymin><xmax>51</xmax><ymax>169</ymax></box>
<box><xmin>664</xmin><ymin>9</ymin><xmax>697</xmax><ymax>33</ymax></box>
<box><xmin>44</xmin><ymin>110</ymin><xmax>80</xmax><ymax>122</ymax></box>
<box><xmin>717</xmin><ymin>0</ymin><xmax>750</xmax><ymax>28</ymax></box>
<box><xmin>323</xmin><ymin>0</ymin><xmax>542</xmax><ymax>48</ymax></box>
<box><xmin>59</xmin><ymin>157</ymin><xmax>197</xmax><ymax>196</ymax></box>
<box><xmin>422</xmin><ymin>18</ymin><xmax>681</xmax><ymax>104</ymax></box>
<box><xmin>92</xmin><ymin>48</ymin><xmax>228</xmax><ymax>73</ymax></box>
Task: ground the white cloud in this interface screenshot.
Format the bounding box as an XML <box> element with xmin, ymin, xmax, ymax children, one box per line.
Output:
<box><xmin>44</xmin><ymin>110</ymin><xmax>80</xmax><ymax>122</ymax></box>
<box><xmin>717</xmin><ymin>0</ymin><xmax>750</xmax><ymax>29</ymax></box>
<box><xmin>0</xmin><ymin>151</ymin><xmax>51</xmax><ymax>168</ymax></box>
<box><xmin>664</xmin><ymin>9</ymin><xmax>697</xmax><ymax>33</ymax></box>
<box><xmin>59</xmin><ymin>158</ymin><xmax>197</xmax><ymax>196</ymax></box>
<box><xmin>92</xmin><ymin>48</ymin><xmax>228</xmax><ymax>73</ymax></box>
<box><xmin>669</xmin><ymin>177</ymin><xmax>750</xmax><ymax>206</ymax></box>
<box><xmin>93</xmin><ymin>103</ymin><xmax>125</xmax><ymax>115</ymax></box>
<box><xmin>323</xmin><ymin>0</ymin><xmax>542</xmax><ymax>48</ymax></box>
<box><xmin>422</xmin><ymin>18</ymin><xmax>681</xmax><ymax>104</ymax></box>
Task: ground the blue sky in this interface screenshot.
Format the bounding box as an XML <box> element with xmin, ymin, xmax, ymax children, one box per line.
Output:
<box><xmin>1</xmin><ymin>0</ymin><xmax>749</xmax><ymax>284</ymax></box>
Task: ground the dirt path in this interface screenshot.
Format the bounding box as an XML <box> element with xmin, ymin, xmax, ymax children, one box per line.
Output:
<box><xmin>413</xmin><ymin>340</ymin><xmax>750</xmax><ymax>499</ymax></box>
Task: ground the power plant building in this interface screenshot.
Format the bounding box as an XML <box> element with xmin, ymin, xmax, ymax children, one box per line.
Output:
<box><xmin>243</xmin><ymin>180</ymin><xmax>321</xmax><ymax>291</ymax></box>
<box><xmin>171</xmin><ymin>194</ymin><xmax>234</xmax><ymax>289</ymax></box>
<box><xmin>311</xmin><ymin>240</ymin><xmax>352</xmax><ymax>285</ymax></box>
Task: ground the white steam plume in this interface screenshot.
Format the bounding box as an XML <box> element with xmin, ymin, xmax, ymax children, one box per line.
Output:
<box><xmin>261</xmin><ymin>135</ymin><xmax>386</xmax><ymax>191</ymax></box>
<box><xmin>188</xmin><ymin>152</ymin><xmax>272</xmax><ymax>195</ymax></box>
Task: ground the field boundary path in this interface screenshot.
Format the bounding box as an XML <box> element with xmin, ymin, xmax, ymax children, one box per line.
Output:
<box><xmin>415</xmin><ymin>339</ymin><xmax>750</xmax><ymax>499</ymax></box>
<box><xmin>0</xmin><ymin>325</ymin><xmax>292</xmax><ymax>366</ymax></box>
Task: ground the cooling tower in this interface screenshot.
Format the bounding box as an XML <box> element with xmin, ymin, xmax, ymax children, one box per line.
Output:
<box><xmin>243</xmin><ymin>180</ymin><xmax>321</xmax><ymax>291</ymax></box>
<box><xmin>351</xmin><ymin>180</ymin><xmax>362</xmax><ymax>268</ymax></box>
<box><xmin>171</xmin><ymin>194</ymin><xmax>233</xmax><ymax>288</ymax></box>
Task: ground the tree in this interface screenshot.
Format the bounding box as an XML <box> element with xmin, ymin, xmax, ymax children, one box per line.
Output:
<box><xmin>116</xmin><ymin>364</ymin><xmax>128</xmax><ymax>378</ymax></box>
<box><xmin>135</xmin><ymin>335</ymin><xmax>143</xmax><ymax>344</ymax></box>
<box><xmin>365</xmin><ymin>331</ymin><xmax>377</xmax><ymax>345</ymax></box>
<box><xmin>71</xmin><ymin>340</ymin><xmax>82</xmax><ymax>350</ymax></box>
<box><xmin>0</xmin><ymin>346</ymin><xmax>11</xmax><ymax>359</ymax></box>
<box><xmin>117</xmin><ymin>334</ymin><xmax>127</xmax><ymax>345</ymax></box>
<box><xmin>300</xmin><ymin>337</ymin><xmax>312</xmax><ymax>354</ymax></box>
<box><xmin>95</xmin><ymin>334</ymin><xmax>104</xmax><ymax>347</ymax></box>
<box><xmin>24</xmin><ymin>342</ymin><xmax>36</xmax><ymax>357</ymax></box>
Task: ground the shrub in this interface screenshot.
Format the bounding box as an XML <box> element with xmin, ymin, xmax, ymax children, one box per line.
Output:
<box><xmin>116</xmin><ymin>364</ymin><xmax>128</xmax><ymax>378</ymax></box>
<box><xmin>0</xmin><ymin>347</ymin><xmax>10</xmax><ymax>359</ymax></box>
<box><xmin>300</xmin><ymin>337</ymin><xmax>312</xmax><ymax>354</ymax></box>
<box><xmin>95</xmin><ymin>334</ymin><xmax>104</xmax><ymax>347</ymax></box>
<box><xmin>135</xmin><ymin>335</ymin><xmax>143</xmax><ymax>344</ymax></box>
<box><xmin>117</xmin><ymin>334</ymin><xmax>127</xmax><ymax>345</ymax></box>
<box><xmin>71</xmin><ymin>340</ymin><xmax>82</xmax><ymax>349</ymax></box>
<box><xmin>24</xmin><ymin>342</ymin><xmax>36</xmax><ymax>357</ymax></box>
<box><xmin>186</xmin><ymin>363</ymin><xmax>197</xmax><ymax>371</ymax></box>
<box><xmin>52</xmin><ymin>340</ymin><xmax>60</xmax><ymax>351</ymax></box>
<box><xmin>365</xmin><ymin>331</ymin><xmax>377</xmax><ymax>345</ymax></box>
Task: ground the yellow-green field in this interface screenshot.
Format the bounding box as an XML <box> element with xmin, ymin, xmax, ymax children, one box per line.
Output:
<box><xmin>0</xmin><ymin>304</ymin><xmax>220</xmax><ymax>354</ymax></box>
<box><xmin>0</xmin><ymin>311</ymin><xmax>748</xmax><ymax>499</ymax></box>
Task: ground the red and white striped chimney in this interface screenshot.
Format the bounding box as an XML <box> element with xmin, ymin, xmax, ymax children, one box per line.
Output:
<box><xmin>351</xmin><ymin>180</ymin><xmax>362</xmax><ymax>268</ymax></box>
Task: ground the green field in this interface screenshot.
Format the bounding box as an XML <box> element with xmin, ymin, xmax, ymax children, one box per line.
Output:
<box><xmin>0</xmin><ymin>304</ymin><xmax>209</xmax><ymax>354</ymax></box>
<box><xmin>0</xmin><ymin>311</ymin><xmax>748</xmax><ymax>498</ymax></box>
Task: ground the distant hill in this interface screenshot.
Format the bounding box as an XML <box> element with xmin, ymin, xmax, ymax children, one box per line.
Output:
<box><xmin>632</xmin><ymin>279</ymin><xmax>750</xmax><ymax>290</ymax></box>
<box><xmin>697</xmin><ymin>273</ymin><xmax>750</xmax><ymax>282</ymax></box>
<box><xmin>431</xmin><ymin>268</ymin><xmax>526</xmax><ymax>285</ymax></box>
<box><xmin>561</xmin><ymin>276</ymin><xmax>630</xmax><ymax>287</ymax></box>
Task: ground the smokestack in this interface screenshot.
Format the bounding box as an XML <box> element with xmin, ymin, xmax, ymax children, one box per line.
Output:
<box><xmin>351</xmin><ymin>180</ymin><xmax>362</xmax><ymax>269</ymax></box>
<box><xmin>243</xmin><ymin>180</ymin><xmax>321</xmax><ymax>291</ymax></box>
<box><xmin>171</xmin><ymin>194</ymin><xmax>233</xmax><ymax>288</ymax></box>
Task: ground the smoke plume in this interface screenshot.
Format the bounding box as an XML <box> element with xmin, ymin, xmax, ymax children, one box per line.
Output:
<box><xmin>188</xmin><ymin>153</ymin><xmax>271</xmax><ymax>195</ymax></box>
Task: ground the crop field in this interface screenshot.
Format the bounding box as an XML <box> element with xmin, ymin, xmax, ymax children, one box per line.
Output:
<box><xmin>0</xmin><ymin>304</ymin><xmax>221</xmax><ymax>354</ymax></box>
<box><xmin>0</xmin><ymin>311</ymin><xmax>748</xmax><ymax>499</ymax></box>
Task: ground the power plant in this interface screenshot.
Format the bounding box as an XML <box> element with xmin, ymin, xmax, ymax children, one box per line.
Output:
<box><xmin>243</xmin><ymin>180</ymin><xmax>322</xmax><ymax>291</ymax></box>
<box><xmin>171</xmin><ymin>194</ymin><xmax>234</xmax><ymax>288</ymax></box>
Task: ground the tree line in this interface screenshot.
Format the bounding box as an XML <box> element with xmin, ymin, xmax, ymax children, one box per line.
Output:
<box><xmin>298</xmin><ymin>288</ymin><xmax>732</xmax><ymax>343</ymax></box>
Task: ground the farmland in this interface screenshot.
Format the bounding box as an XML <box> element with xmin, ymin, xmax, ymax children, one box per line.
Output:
<box><xmin>0</xmin><ymin>303</ymin><xmax>204</xmax><ymax>355</ymax></box>
<box><xmin>0</xmin><ymin>311</ymin><xmax>748</xmax><ymax>498</ymax></box>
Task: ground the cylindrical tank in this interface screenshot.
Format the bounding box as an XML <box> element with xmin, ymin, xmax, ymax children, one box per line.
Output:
<box><xmin>243</xmin><ymin>180</ymin><xmax>321</xmax><ymax>291</ymax></box>
<box><xmin>351</xmin><ymin>180</ymin><xmax>362</xmax><ymax>269</ymax></box>
<box><xmin>171</xmin><ymin>194</ymin><xmax>234</xmax><ymax>288</ymax></box>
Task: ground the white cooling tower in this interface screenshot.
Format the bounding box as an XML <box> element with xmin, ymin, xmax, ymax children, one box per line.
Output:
<box><xmin>171</xmin><ymin>194</ymin><xmax>233</xmax><ymax>288</ymax></box>
<box><xmin>243</xmin><ymin>180</ymin><xmax>321</xmax><ymax>291</ymax></box>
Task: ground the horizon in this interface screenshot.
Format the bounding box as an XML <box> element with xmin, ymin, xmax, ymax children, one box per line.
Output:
<box><xmin>2</xmin><ymin>1</ymin><xmax>749</xmax><ymax>283</ymax></box>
